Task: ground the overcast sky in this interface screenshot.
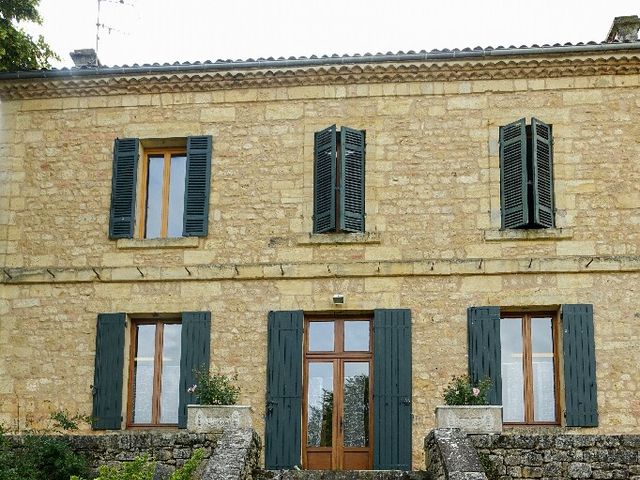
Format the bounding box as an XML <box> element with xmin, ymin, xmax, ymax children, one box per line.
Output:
<box><xmin>24</xmin><ymin>0</ymin><xmax>640</xmax><ymax>68</ymax></box>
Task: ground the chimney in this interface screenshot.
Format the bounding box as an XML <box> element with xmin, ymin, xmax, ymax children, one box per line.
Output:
<box><xmin>606</xmin><ymin>15</ymin><xmax>640</xmax><ymax>42</ymax></box>
<box><xmin>69</xmin><ymin>49</ymin><xmax>101</xmax><ymax>67</ymax></box>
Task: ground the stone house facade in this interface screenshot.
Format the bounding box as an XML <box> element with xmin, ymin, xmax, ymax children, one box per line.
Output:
<box><xmin>1</xmin><ymin>20</ymin><xmax>639</xmax><ymax>471</ymax></box>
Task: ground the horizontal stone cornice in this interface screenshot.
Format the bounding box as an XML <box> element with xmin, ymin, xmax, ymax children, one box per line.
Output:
<box><xmin>1</xmin><ymin>255</ymin><xmax>638</xmax><ymax>285</ymax></box>
<box><xmin>1</xmin><ymin>55</ymin><xmax>640</xmax><ymax>100</ymax></box>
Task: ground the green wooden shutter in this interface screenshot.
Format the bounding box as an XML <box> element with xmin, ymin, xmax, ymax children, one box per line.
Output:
<box><xmin>531</xmin><ymin>118</ymin><xmax>555</xmax><ymax>228</ymax></box>
<box><xmin>339</xmin><ymin>127</ymin><xmax>366</xmax><ymax>233</ymax></box>
<box><xmin>265</xmin><ymin>311</ymin><xmax>303</xmax><ymax>469</ymax></box>
<box><xmin>562</xmin><ymin>304</ymin><xmax>598</xmax><ymax>427</ymax></box>
<box><xmin>109</xmin><ymin>138</ymin><xmax>139</xmax><ymax>239</ymax></box>
<box><xmin>499</xmin><ymin>119</ymin><xmax>528</xmax><ymax>229</ymax></box>
<box><xmin>178</xmin><ymin>311</ymin><xmax>211</xmax><ymax>428</ymax></box>
<box><xmin>313</xmin><ymin>125</ymin><xmax>337</xmax><ymax>233</ymax></box>
<box><xmin>183</xmin><ymin>136</ymin><xmax>212</xmax><ymax>236</ymax></box>
<box><xmin>373</xmin><ymin>309</ymin><xmax>412</xmax><ymax>470</ymax></box>
<box><xmin>467</xmin><ymin>307</ymin><xmax>502</xmax><ymax>405</ymax></box>
<box><xmin>92</xmin><ymin>313</ymin><xmax>126</xmax><ymax>430</ymax></box>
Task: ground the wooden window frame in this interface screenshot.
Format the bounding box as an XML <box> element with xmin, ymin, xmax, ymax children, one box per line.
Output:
<box><xmin>302</xmin><ymin>315</ymin><xmax>374</xmax><ymax>470</ymax></box>
<box><xmin>501</xmin><ymin>311</ymin><xmax>561</xmax><ymax>426</ymax></box>
<box><xmin>137</xmin><ymin>147</ymin><xmax>186</xmax><ymax>239</ymax></box>
<box><xmin>127</xmin><ymin>318</ymin><xmax>181</xmax><ymax>428</ymax></box>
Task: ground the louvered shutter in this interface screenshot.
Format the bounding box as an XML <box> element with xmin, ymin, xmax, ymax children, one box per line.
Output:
<box><xmin>92</xmin><ymin>313</ymin><xmax>126</xmax><ymax>430</ymax></box>
<box><xmin>313</xmin><ymin>125</ymin><xmax>337</xmax><ymax>233</ymax></box>
<box><xmin>562</xmin><ymin>304</ymin><xmax>598</xmax><ymax>427</ymax></box>
<box><xmin>178</xmin><ymin>311</ymin><xmax>211</xmax><ymax>428</ymax></box>
<box><xmin>109</xmin><ymin>138</ymin><xmax>139</xmax><ymax>239</ymax></box>
<box><xmin>467</xmin><ymin>307</ymin><xmax>502</xmax><ymax>405</ymax></box>
<box><xmin>339</xmin><ymin>127</ymin><xmax>366</xmax><ymax>233</ymax></box>
<box><xmin>183</xmin><ymin>136</ymin><xmax>212</xmax><ymax>236</ymax></box>
<box><xmin>373</xmin><ymin>309</ymin><xmax>412</xmax><ymax>470</ymax></box>
<box><xmin>265</xmin><ymin>311</ymin><xmax>303</xmax><ymax>469</ymax></box>
<box><xmin>499</xmin><ymin>119</ymin><xmax>528</xmax><ymax>229</ymax></box>
<box><xmin>531</xmin><ymin>118</ymin><xmax>555</xmax><ymax>228</ymax></box>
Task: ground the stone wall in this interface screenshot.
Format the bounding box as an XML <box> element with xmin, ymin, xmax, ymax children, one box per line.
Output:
<box><xmin>202</xmin><ymin>428</ymin><xmax>260</xmax><ymax>480</ymax></box>
<box><xmin>425</xmin><ymin>429</ymin><xmax>487</xmax><ymax>480</ymax></box>
<box><xmin>471</xmin><ymin>434</ymin><xmax>640</xmax><ymax>480</ymax></box>
<box><xmin>6</xmin><ymin>431</ymin><xmax>219</xmax><ymax>477</ymax></box>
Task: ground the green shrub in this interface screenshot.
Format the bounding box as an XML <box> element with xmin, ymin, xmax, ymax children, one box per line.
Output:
<box><xmin>71</xmin><ymin>448</ymin><xmax>206</xmax><ymax>480</ymax></box>
<box><xmin>189</xmin><ymin>368</ymin><xmax>240</xmax><ymax>405</ymax></box>
<box><xmin>0</xmin><ymin>427</ymin><xmax>88</xmax><ymax>480</ymax></box>
<box><xmin>49</xmin><ymin>409</ymin><xmax>92</xmax><ymax>432</ymax></box>
<box><xmin>71</xmin><ymin>454</ymin><xmax>156</xmax><ymax>480</ymax></box>
<box><xmin>442</xmin><ymin>375</ymin><xmax>492</xmax><ymax>406</ymax></box>
<box><xmin>170</xmin><ymin>448</ymin><xmax>204</xmax><ymax>480</ymax></box>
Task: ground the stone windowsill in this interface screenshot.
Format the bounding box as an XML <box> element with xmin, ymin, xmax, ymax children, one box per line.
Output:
<box><xmin>484</xmin><ymin>228</ymin><xmax>573</xmax><ymax>242</ymax></box>
<box><xmin>116</xmin><ymin>237</ymin><xmax>200</xmax><ymax>249</ymax></box>
<box><xmin>297</xmin><ymin>232</ymin><xmax>382</xmax><ymax>245</ymax></box>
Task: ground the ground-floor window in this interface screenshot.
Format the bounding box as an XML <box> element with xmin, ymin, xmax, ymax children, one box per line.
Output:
<box><xmin>500</xmin><ymin>312</ymin><xmax>559</xmax><ymax>424</ymax></box>
<box><xmin>470</xmin><ymin>305</ymin><xmax>597</xmax><ymax>428</ymax></box>
<box><xmin>128</xmin><ymin>319</ymin><xmax>182</xmax><ymax>426</ymax></box>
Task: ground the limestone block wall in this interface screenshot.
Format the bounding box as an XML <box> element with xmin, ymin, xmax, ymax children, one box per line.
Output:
<box><xmin>0</xmin><ymin>75</ymin><xmax>639</xmax><ymax>269</ymax></box>
<box><xmin>1</xmin><ymin>57</ymin><xmax>640</xmax><ymax>469</ymax></box>
<box><xmin>1</xmin><ymin>271</ymin><xmax>639</xmax><ymax>466</ymax></box>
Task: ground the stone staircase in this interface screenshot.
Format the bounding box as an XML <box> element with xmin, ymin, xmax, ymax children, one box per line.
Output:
<box><xmin>253</xmin><ymin>470</ymin><xmax>431</xmax><ymax>480</ymax></box>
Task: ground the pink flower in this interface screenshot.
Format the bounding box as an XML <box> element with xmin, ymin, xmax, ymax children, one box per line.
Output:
<box><xmin>472</xmin><ymin>387</ymin><xmax>480</xmax><ymax>396</ymax></box>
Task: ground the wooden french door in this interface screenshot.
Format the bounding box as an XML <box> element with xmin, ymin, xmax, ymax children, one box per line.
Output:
<box><xmin>303</xmin><ymin>317</ymin><xmax>373</xmax><ymax>470</ymax></box>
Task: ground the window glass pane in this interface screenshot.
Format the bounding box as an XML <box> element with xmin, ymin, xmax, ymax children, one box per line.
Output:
<box><xmin>531</xmin><ymin>317</ymin><xmax>556</xmax><ymax>422</ymax></box>
<box><xmin>307</xmin><ymin>362</ymin><xmax>333</xmax><ymax>447</ymax></box>
<box><xmin>133</xmin><ymin>324</ymin><xmax>156</xmax><ymax>424</ymax></box>
<box><xmin>159</xmin><ymin>324</ymin><xmax>182</xmax><ymax>424</ymax></box>
<box><xmin>145</xmin><ymin>155</ymin><xmax>164</xmax><ymax>239</ymax></box>
<box><xmin>308</xmin><ymin>322</ymin><xmax>334</xmax><ymax>352</ymax></box>
<box><xmin>344</xmin><ymin>321</ymin><xmax>369</xmax><ymax>351</ymax></box>
<box><xmin>500</xmin><ymin>317</ymin><xmax>524</xmax><ymax>422</ymax></box>
<box><xmin>167</xmin><ymin>155</ymin><xmax>186</xmax><ymax>238</ymax></box>
<box><xmin>343</xmin><ymin>362</ymin><xmax>369</xmax><ymax>447</ymax></box>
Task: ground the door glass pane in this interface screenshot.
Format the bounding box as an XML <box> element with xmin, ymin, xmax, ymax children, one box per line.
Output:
<box><xmin>531</xmin><ymin>317</ymin><xmax>556</xmax><ymax>422</ymax></box>
<box><xmin>133</xmin><ymin>324</ymin><xmax>156</xmax><ymax>424</ymax></box>
<box><xmin>167</xmin><ymin>155</ymin><xmax>186</xmax><ymax>238</ymax></box>
<box><xmin>307</xmin><ymin>362</ymin><xmax>333</xmax><ymax>447</ymax></box>
<box><xmin>308</xmin><ymin>322</ymin><xmax>334</xmax><ymax>352</ymax></box>
<box><xmin>145</xmin><ymin>155</ymin><xmax>164</xmax><ymax>239</ymax></box>
<box><xmin>500</xmin><ymin>318</ymin><xmax>524</xmax><ymax>422</ymax></box>
<box><xmin>159</xmin><ymin>324</ymin><xmax>182</xmax><ymax>424</ymax></box>
<box><xmin>344</xmin><ymin>321</ymin><xmax>369</xmax><ymax>351</ymax></box>
<box><xmin>343</xmin><ymin>362</ymin><xmax>369</xmax><ymax>447</ymax></box>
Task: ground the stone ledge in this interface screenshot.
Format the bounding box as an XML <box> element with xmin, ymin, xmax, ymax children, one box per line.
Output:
<box><xmin>297</xmin><ymin>232</ymin><xmax>381</xmax><ymax>245</ymax></box>
<box><xmin>2</xmin><ymin>255</ymin><xmax>639</xmax><ymax>284</ymax></box>
<box><xmin>116</xmin><ymin>237</ymin><xmax>200</xmax><ymax>249</ymax></box>
<box><xmin>484</xmin><ymin>228</ymin><xmax>573</xmax><ymax>241</ymax></box>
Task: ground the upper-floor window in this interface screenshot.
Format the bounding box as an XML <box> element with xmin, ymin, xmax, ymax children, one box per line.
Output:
<box><xmin>139</xmin><ymin>148</ymin><xmax>187</xmax><ymax>239</ymax></box>
<box><xmin>108</xmin><ymin>136</ymin><xmax>212</xmax><ymax>240</ymax></box>
<box><xmin>499</xmin><ymin>118</ymin><xmax>554</xmax><ymax>229</ymax></box>
<box><xmin>313</xmin><ymin>125</ymin><xmax>366</xmax><ymax>234</ymax></box>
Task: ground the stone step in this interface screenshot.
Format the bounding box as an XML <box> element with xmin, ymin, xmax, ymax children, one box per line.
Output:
<box><xmin>253</xmin><ymin>470</ymin><xmax>430</xmax><ymax>480</ymax></box>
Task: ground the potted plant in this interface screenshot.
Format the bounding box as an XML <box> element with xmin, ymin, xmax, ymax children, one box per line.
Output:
<box><xmin>434</xmin><ymin>375</ymin><xmax>502</xmax><ymax>434</ymax></box>
<box><xmin>186</xmin><ymin>368</ymin><xmax>252</xmax><ymax>433</ymax></box>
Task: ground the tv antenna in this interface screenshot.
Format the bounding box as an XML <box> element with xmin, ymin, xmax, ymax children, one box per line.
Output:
<box><xmin>95</xmin><ymin>0</ymin><xmax>135</xmax><ymax>56</ymax></box>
